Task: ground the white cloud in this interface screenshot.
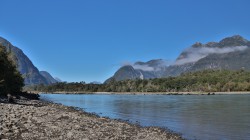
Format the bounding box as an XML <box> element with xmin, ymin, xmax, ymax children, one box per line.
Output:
<box><xmin>120</xmin><ymin>60</ymin><xmax>173</xmax><ymax>72</ymax></box>
<box><xmin>133</xmin><ymin>64</ymin><xmax>155</xmax><ymax>71</ymax></box>
<box><xmin>175</xmin><ymin>46</ymin><xmax>248</xmax><ymax>65</ymax></box>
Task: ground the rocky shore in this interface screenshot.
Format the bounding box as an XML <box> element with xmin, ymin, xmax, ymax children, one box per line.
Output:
<box><xmin>0</xmin><ymin>98</ymin><xmax>183</xmax><ymax>140</ymax></box>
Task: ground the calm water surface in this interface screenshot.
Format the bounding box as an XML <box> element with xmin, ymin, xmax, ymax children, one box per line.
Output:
<box><xmin>40</xmin><ymin>94</ymin><xmax>250</xmax><ymax>140</ymax></box>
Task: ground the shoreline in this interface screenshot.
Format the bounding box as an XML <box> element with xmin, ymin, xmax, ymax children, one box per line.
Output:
<box><xmin>32</xmin><ymin>91</ymin><xmax>250</xmax><ymax>95</ymax></box>
<box><xmin>0</xmin><ymin>97</ymin><xmax>183</xmax><ymax>140</ymax></box>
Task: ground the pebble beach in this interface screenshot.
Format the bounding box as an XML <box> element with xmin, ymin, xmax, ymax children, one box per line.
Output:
<box><xmin>0</xmin><ymin>98</ymin><xmax>183</xmax><ymax>140</ymax></box>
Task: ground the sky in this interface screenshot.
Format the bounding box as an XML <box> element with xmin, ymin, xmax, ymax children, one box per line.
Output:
<box><xmin>0</xmin><ymin>0</ymin><xmax>250</xmax><ymax>83</ymax></box>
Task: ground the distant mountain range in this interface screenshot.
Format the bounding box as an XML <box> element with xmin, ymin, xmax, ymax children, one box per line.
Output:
<box><xmin>105</xmin><ymin>59</ymin><xmax>167</xmax><ymax>83</ymax></box>
<box><xmin>106</xmin><ymin>35</ymin><xmax>250</xmax><ymax>83</ymax></box>
<box><xmin>2</xmin><ymin>35</ymin><xmax>249</xmax><ymax>85</ymax></box>
<box><xmin>0</xmin><ymin>37</ymin><xmax>59</xmax><ymax>85</ymax></box>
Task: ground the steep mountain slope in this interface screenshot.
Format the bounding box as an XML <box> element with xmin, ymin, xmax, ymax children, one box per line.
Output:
<box><xmin>107</xmin><ymin>35</ymin><xmax>250</xmax><ymax>82</ymax></box>
<box><xmin>40</xmin><ymin>71</ymin><xmax>58</xmax><ymax>84</ymax></box>
<box><xmin>54</xmin><ymin>77</ymin><xmax>63</xmax><ymax>82</ymax></box>
<box><xmin>0</xmin><ymin>37</ymin><xmax>57</xmax><ymax>85</ymax></box>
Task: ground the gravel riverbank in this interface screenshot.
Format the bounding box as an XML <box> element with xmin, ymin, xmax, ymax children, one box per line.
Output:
<box><xmin>0</xmin><ymin>98</ymin><xmax>183</xmax><ymax>140</ymax></box>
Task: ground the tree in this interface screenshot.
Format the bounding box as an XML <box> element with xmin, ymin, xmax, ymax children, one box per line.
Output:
<box><xmin>0</xmin><ymin>45</ymin><xmax>24</xmax><ymax>95</ymax></box>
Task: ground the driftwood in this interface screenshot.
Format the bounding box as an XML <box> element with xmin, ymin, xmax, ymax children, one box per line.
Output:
<box><xmin>0</xmin><ymin>79</ymin><xmax>4</xmax><ymax>87</ymax></box>
<box><xmin>7</xmin><ymin>93</ymin><xmax>14</xmax><ymax>103</ymax></box>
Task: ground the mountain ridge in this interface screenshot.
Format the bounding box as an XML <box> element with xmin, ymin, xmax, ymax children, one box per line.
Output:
<box><xmin>106</xmin><ymin>35</ymin><xmax>250</xmax><ymax>82</ymax></box>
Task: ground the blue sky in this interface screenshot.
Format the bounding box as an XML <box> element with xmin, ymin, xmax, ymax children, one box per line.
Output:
<box><xmin>0</xmin><ymin>0</ymin><xmax>250</xmax><ymax>82</ymax></box>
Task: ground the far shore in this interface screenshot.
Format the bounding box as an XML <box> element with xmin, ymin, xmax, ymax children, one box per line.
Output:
<box><xmin>27</xmin><ymin>91</ymin><xmax>250</xmax><ymax>95</ymax></box>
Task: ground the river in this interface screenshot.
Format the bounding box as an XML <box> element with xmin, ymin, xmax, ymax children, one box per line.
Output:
<box><xmin>40</xmin><ymin>94</ymin><xmax>250</xmax><ymax>140</ymax></box>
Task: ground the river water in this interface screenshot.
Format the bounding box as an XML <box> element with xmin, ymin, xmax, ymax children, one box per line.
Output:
<box><xmin>40</xmin><ymin>94</ymin><xmax>250</xmax><ymax>140</ymax></box>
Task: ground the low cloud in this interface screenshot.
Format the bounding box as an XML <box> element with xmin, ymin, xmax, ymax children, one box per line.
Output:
<box><xmin>120</xmin><ymin>62</ymin><xmax>156</xmax><ymax>72</ymax></box>
<box><xmin>175</xmin><ymin>46</ymin><xmax>248</xmax><ymax>65</ymax></box>
<box><xmin>133</xmin><ymin>64</ymin><xmax>155</xmax><ymax>71</ymax></box>
<box><xmin>120</xmin><ymin>60</ymin><xmax>173</xmax><ymax>72</ymax></box>
<box><xmin>133</xmin><ymin>60</ymin><xmax>172</xmax><ymax>71</ymax></box>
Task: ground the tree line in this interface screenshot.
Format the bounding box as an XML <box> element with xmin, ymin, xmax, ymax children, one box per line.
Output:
<box><xmin>26</xmin><ymin>69</ymin><xmax>250</xmax><ymax>93</ymax></box>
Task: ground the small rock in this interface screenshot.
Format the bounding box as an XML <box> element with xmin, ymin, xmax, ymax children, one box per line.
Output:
<box><xmin>67</xmin><ymin>132</ymin><xmax>74</xmax><ymax>138</ymax></box>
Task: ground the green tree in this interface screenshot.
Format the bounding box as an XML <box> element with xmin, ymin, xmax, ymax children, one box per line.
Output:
<box><xmin>0</xmin><ymin>45</ymin><xmax>24</xmax><ymax>95</ymax></box>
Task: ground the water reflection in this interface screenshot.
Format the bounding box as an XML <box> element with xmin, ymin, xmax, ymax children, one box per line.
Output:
<box><xmin>40</xmin><ymin>94</ymin><xmax>250</xmax><ymax>140</ymax></box>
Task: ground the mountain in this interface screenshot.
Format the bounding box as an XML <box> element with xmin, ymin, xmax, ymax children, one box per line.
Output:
<box><xmin>105</xmin><ymin>59</ymin><xmax>168</xmax><ymax>83</ymax></box>
<box><xmin>0</xmin><ymin>36</ymin><xmax>57</xmax><ymax>85</ymax></box>
<box><xmin>107</xmin><ymin>35</ymin><xmax>250</xmax><ymax>82</ymax></box>
<box><xmin>40</xmin><ymin>71</ymin><xmax>58</xmax><ymax>84</ymax></box>
<box><xmin>165</xmin><ymin>35</ymin><xmax>250</xmax><ymax>76</ymax></box>
<box><xmin>106</xmin><ymin>65</ymin><xmax>142</xmax><ymax>82</ymax></box>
